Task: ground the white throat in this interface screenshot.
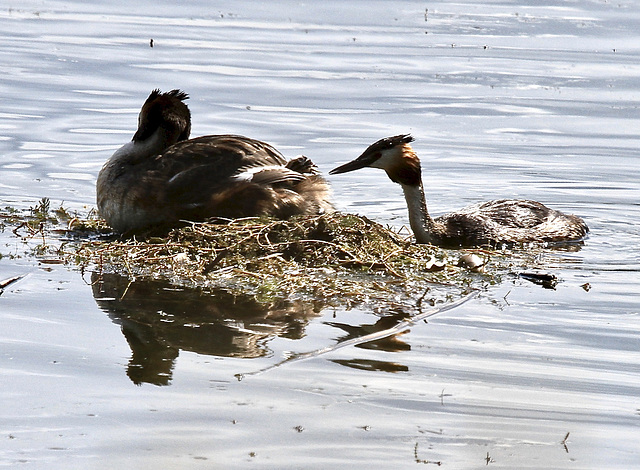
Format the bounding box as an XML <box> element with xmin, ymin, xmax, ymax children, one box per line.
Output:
<box><xmin>401</xmin><ymin>183</ymin><xmax>437</xmax><ymax>244</ymax></box>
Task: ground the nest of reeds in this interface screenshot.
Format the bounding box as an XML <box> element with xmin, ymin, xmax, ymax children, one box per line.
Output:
<box><xmin>3</xmin><ymin>199</ymin><xmax>504</xmax><ymax>310</ymax></box>
<box><xmin>67</xmin><ymin>212</ymin><xmax>495</xmax><ymax>309</ymax></box>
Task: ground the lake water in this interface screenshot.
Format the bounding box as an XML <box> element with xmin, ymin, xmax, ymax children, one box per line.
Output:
<box><xmin>1</xmin><ymin>1</ymin><xmax>640</xmax><ymax>468</ymax></box>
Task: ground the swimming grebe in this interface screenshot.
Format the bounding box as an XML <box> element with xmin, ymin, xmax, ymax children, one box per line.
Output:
<box><xmin>330</xmin><ymin>135</ymin><xmax>588</xmax><ymax>247</ymax></box>
<box><xmin>97</xmin><ymin>89</ymin><xmax>332</xmax><ymax>234</ymax></box>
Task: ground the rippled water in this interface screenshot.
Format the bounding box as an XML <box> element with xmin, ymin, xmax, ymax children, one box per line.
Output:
<box><xmin>1</xmin><ymin>1</ymin><xmax>640</xmax><ymax>468</ymax></box>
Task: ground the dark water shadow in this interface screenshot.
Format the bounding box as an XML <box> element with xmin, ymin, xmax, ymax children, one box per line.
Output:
<box><xmin>325</xmin><ymin>313</ymin><xmax>413</xmax><ymax>353</ymax></box>
<box><xmin>91</xmin><ymin>272</ymin><xmax>325</xmax><ymax>385</ymax></box>
<box><xmin>91</xmin><ymin>272</ymin><xmax>417</xmax><ymax>385</ymax></box>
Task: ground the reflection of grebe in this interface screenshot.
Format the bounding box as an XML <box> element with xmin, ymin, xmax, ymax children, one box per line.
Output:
<box><xmin>330</xmin><ymin>135</ymin><xmax>589</xmax><ymax>247</ymax></box>
<box><xmin>97</xmin><ymin>89</ymin><xmax>332</xmax><ymax>234</ymax></box>
<box><xmin>91</xmin><ymin>272</ymin><xmax>323</xmax><ymax>385</ymax></box>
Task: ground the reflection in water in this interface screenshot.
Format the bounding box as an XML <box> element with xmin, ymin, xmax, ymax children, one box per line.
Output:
<box><xmin>331</xmin><ymin>359</ymin><xmax>409</xmax><ymax>373</ymax></box>
<box><xmin>325</xmin><ymin>313</ymin><xmax>412</xmax><ymax>352</ymax></box>
<box><xmin>238</xmin><ymin>293</ymin><xmax>477</xmax><ymax>379</ymax></box>
<box><xmin>326</xmin><ymin>307</ymin><xmax>416</xmax><ymax>376</ymax></box>
<box><xmin>91</xmin><ymin>272</ymin><xmax>323</xmax><ymax>385</ymax></box>
<box><xmin>91</xmin><ymin>272</ymin><xmax>428</xmax><ymax>385</ymax></box>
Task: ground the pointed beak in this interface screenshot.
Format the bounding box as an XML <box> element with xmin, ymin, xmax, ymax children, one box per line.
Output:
<box><xmin>329</xmin><ymin>152</ymin><xmax>380</xmax><ymax>175</ymax></box>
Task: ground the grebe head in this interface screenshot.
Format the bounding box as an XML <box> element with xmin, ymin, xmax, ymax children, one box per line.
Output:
<box><xmin>132</xmin><ymin>89</ymin><xmax>191</xmax><ymax>146</ymax></box>
<box><xmin>329</xmin><ymin>134</ymin><xmax>422</xmax><ymax>186</ymax></box>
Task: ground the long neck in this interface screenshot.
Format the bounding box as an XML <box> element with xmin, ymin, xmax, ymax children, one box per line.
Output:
<box><xmin>110</xmin><ymin>127</ymin><xmax>169</xmax><ymax>165</ymax></box>
<box><xmin>401</xmin><ymin>182</ymin><xmax>439</xmax><ymax>245</ymax></box>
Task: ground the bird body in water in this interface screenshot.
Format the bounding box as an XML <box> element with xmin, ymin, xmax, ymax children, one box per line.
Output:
<box><xmin>97</xmin><ymin>89</ymin><xmax>332</xmax><ymax>234</ymax></box>
<box><xmin>330</xmin><ymin>135</ymin><xmax>588</xmax><ymax>248</ymax></box>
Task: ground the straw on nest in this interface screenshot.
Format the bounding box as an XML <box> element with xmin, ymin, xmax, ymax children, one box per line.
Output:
<box><xmin>4</xmin><ymin>199</ymin><xmax>502</xmax><ymax>310</ymax></box>
<box><xmin>69</xmin><ymin>213</ymin><xmax>491</xmax><ymax>307</ymax></box>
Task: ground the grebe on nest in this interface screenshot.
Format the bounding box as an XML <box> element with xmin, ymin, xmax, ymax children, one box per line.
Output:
<box><xmin>97</xmin><ymin>89</ymin><xmax>332</xmax><ymax>234</ymax></box>
<box><xmin>330</xmin><ymin>135</ymin><xmax>588</xmax><ymax>248</ymax></box>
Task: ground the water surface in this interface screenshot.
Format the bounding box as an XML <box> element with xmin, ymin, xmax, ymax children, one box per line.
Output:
<box><xmin>1</xmin><ymin>1</ymin><xmax>639</xmax><ymax>468</ymax></box>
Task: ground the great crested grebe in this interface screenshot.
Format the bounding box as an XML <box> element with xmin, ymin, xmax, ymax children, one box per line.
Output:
<box><xmin>97</xmin><ymin>89</ymin><xmax>332</xmax><ymax>234</ymax></box>
<box><xmin>330</xmin><ymin>135</ymin><xmax>589</xmax><ymax>248</ymax></box>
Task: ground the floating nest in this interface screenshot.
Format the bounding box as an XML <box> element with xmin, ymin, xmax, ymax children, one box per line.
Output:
<box><xmin>72</xmin><ymin>213</ymin><xmax>500</xmax><ymax>308</ymax></box>
<box><xmin>3</xmin><ymin>199</ymin><xmax>516</xmax><ymax>310</ymax></box>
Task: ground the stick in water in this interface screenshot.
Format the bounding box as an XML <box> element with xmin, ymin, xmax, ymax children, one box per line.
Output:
<box><xmin>236</xmin><ymin>290</ymin><xmax>479</xmax><ymax>380</ymax></box>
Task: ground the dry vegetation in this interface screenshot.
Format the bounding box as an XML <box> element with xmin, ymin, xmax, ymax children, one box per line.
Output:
<box><xmin>2</xmin><ymin>198</ymin><xmax>522</xmax><ymax>310</ymax></box>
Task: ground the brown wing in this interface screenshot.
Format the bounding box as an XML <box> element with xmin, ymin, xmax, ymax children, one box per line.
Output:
<box><xmin>158</xmin><ymin>134</ymin><xmax>289</xmax><ymax>204</ymax></box>
<box><xmin>436</xmin><ymin>199</ymin><xmax>587</xmax><ymax>246</ymax></box>
<box><xmin>471</xmin><ymin>199</ymin><xmax>554</xmax><ymax>229</ymax></box>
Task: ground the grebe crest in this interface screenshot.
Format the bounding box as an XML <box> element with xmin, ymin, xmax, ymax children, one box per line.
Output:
<box><xmin>330</xmin><ymin>135</ymin><xmax>589</xmax><ymax>248</ymax></box>
<box><xmin>97</xmin><ymin>89</ymin><xmax>333</xmax><ymax>235</ymax></box>
<box><xmin>134</xmin><ymin>89</ymin><xmax>191</xmax><ymax>145</ymax></box>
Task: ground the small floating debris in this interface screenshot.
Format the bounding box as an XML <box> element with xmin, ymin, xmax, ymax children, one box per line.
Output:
<box><xmin>457</xmin><ymin>253</ymin><xmax>485</xmax><ymax>273</ymax></box>
<box><xmin>518</xmin><ymin>270</ymin><xmax>558</xmax><ymax>289</ymax></box>
<box><xmin>424</xmin><ymin>255</ymin><xmax>446</xmax><ymax>272</ymax></box>
<box><xmin>0</xmin><ymin>275</ymin><xmax>24</xmax><ymax>295</ymax></box>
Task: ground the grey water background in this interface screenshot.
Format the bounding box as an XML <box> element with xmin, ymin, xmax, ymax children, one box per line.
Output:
<box><xmin>1</xmin><ymin>1</ymin><xmax>640</xmax><ymax>468</ymax></box>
